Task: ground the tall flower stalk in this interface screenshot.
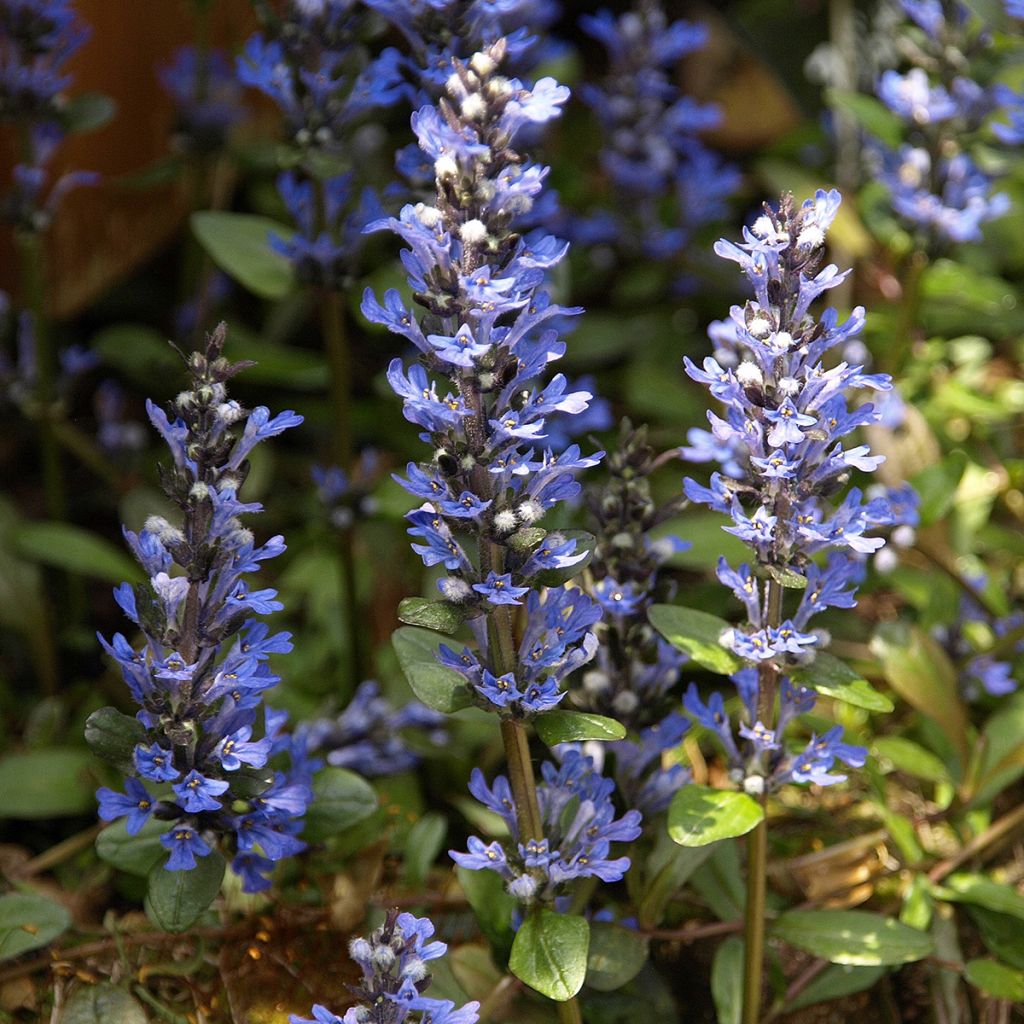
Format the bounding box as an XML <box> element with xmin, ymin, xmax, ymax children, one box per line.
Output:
<box><xmin>366</xmin><ymin>40</ymin><xmax>623</xmax><ymax>1017</ymax></box>
<box><xmin>91</xmin><ymin>324</ymin><xmax>311</xmax><ymax>895</ymax></box>
<box><xmin>680</xmin><ymin>191</ymin><xmax>897</xmax><ymax>1023</ymax></box>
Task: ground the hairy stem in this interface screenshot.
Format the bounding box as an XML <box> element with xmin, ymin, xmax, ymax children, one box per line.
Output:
<box><xmin>743</xmin><ymin>578</ymin><xmax>783</xmax><ymax>1024</ymax></box>
<box><xmin>556</xmin><ymin>995</ymin><xmax>584</xmax><ymax>1024</ymax></box>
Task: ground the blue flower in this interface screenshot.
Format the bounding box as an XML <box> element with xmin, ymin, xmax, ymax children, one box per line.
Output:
<box><xmin>160</xmin><ymin>826</ymin><xmax>213</xmax><ymax>871</ymax></box>
<box><xmin>472</xmin><ymin>572</ymin><xmax>530</xmax><ymax>606</ymax></box>
<box><xmin>96</xmin><ymin>778</ymin><xmax>154</xmax><ymax>835</ymax></box>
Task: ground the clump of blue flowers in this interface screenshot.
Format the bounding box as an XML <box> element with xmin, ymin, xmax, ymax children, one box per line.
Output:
<box><xmin>159</xmin><ymin>45</ymin><xmax>245</xmax><ymax>157</ymax></box>
<box><xmin>871</xmin><ymin>0</ymin><xmax>1023</xmax><ymax>244</ymax></box>
<box><xmin>451</xmin><ymin>750</ymin><xmax>641</xmax><ymax>906</ymax></box>
<box><xmin>366</xmin><ymin>39</ymin><xmax>604</xmax><ymax>719</ymax></box>
<box><xmin>682</xmin><ymin>190</ymin><xmax>896</xmax><ymax>791</ymax></box>
<box><xmin>93</xmin><ymin>324</ymin><xmax>311</xmax><ymax>893</ymax></box>
<box><xmin>576</xmin><ymin>1</ymin><xmax>739</xmax><ymax>284</ymax></box>
<box><xmin>289</xmin><ymin>910</ymin><xmax>479</xmax><ymax>1024</ymax></box>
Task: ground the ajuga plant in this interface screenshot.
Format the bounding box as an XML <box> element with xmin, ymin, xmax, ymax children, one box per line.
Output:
<box><xmin>366</xmin><ymin>39</ymin><xmax>638</xmax><ymax>1016</ymax></box>
<box><xmin>651</xmin><ymin>190</ymin><xmax>900</xmax><ymax>1024</ymax></box>
<box><xmin>289</xmin><ymin>910</ymin><xmax>479</xmax><ymax>1024</ymax></box>
<box><xmin>238</xmin><ymin>0</ymin><xmax>404</xmax><ymax>680</ymax></box>
<box><xmin>570</xmin><ymin>421</ymin><xmax>692</xmax><ymax>818</ymax></box>
<box><xmin>576</xmin><ymin>0</ymin><xmax>740</xmax><ymax>291</ymax></box>
<box><xmin>88</xmin><ymin>325</ymin><xmax>311</xmax><ymax>899</ymax></box>
<box><xmin>0</xmin><ymin>0</ymin><xmax>98</xmax><ymax>523</ymax></box>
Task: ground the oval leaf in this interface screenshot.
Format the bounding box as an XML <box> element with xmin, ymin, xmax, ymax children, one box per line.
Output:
<box><xmin>95</xmin><ymin>818</ymin><xmax>167</xmax><ymax>877</ymax></box>
<box><xmin>0</xmin><ymin>893</ymin><xmax>71</xmax><ymax>962</ymax></box>
<box><xmin>535</xmin><ymin>710</ymin><xmax>626</xmax><ymax>745</ymax></box>
<box><xmin>791</xmin><ymin>652</ymin><xmax>894</xmax><ymax>713</ymax></box>
<box><xmin>937</xmin><ymin>873</ymin><xmax>1024</xmax><ymax>921</ymax></box>
<box><xmin>964</xmin><ymin>958</ymin><xmax>1024</xmax><ymax>1001</ymax></box>
<box><xmin>872</xmin><ymin>737</ymin><xmax>951</xmax><ymax>784</ymax></box>
<box><xmin>457</xmin><ymin>866</ymin><xmax>516</xmax><ymax>957</ymax></box>
<box><xmin>648</xmin><ymin>605</ymin><xmax>741</xmax><ymax>675</ymax></box>
<box><xmin>191</xmin><ymin>211</ymin><xmax>294</xmax><ymax>300</ymax></box>
<box><xmin>393</xmin><ymin>626</ymin><xmax>472</xmax><ymax>713</ymax></box>
<box><xmin>85</xmin><ymin>706</ymin><xmax>147</xmax><ymax>774</ymax></box>
<box><xmin>711</xmin><ymin>936</ymin><xmax>744</xmax><ymax>1024</ymax></box>
<box><xmin>397</xmin><ymin>597</ymin><xmax>469</xmax><ymax>635</ymax></box>
<box><xmin>510</xmin><ymin>909</ymin><xmax>589</xmax><ymax>1002</ymax></box>
<box><xmin>145</xmin><ymin>851</ymin><xmax>225</xmax><ymax>933</ymax></box>
<box><xmin>59</xmin><ymin>982</ymin><xmax>148</xmax><ymax>1024</ymax></box>
<box><xmin>12</xmin><ymin>522</ymin><xmax>143</xmax><ymax>583</ymax></box>
<box><xmin>668</xmin><ymin>785</ymin><xmax>763</xmax><ymax>847</ymax></box>
<box><xmin>586</xmin><ymin>922</ymin><xmax>649</xmax><ymax>992</ymax></box>
<box><xmin>304</xmin><ymin>767</ymin><xmax>378</xmax><ymax>843</ymax></box>
<box><xmin>771</xmin><ymin>909</ymin><xmax>933</xmax><ymax>966</ymax></box>
<box><xmin>0</xmin><ymin>748</ymin><xmax>97</xmax><ymax>819</ymax></box>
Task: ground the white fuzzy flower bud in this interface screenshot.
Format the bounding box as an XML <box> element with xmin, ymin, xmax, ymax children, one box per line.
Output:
<box><xmin>439</xmin><ymin>577</ymin><xmax>473</xmax><ymax>602</ymax></box>
<box><xmin>743</xmin><ymin>774</ymin><xmax>765</xmax><ymax>796</ymax></box>
<box><xmin>460</xmin><ymin>218</ymin><xmax>488</xmax><ymax>244</ymax></box>
<box><xmin>370</xmin><ymin>944</ymin><xmax>396</xmax><ymax>970</ymax></box>
<box><xmin>189</xmin><ymin>482</ymin><xmax>209</xmax><ymax>501</ymax></box>
<box><xmin>873</xmin><ymin>547</ymin><xmax>899</xmax><ymax>575</ymax></box>
<box><xmin>445</xmin><ymin>72</ymin><xmax>466</xmax><ymax>100</ymax></box>
<box><xmin>582</xmin><ymin>670</ymin><xmax>611</xmax><ymax>695</ymax></box>
<box><xmin>330</xmin><ymin>508</ymin><xmax>354</xmax><ymax>530</ymax></box>
<box><xmin>797</xmin><ymin>225</ymin><xmax>825</xmax><ymax>249</ymax></box>
<box><xmin>415</xmin><ymin>203</ymin><xmax>443</xmax><ymax>227</ymax></box>
<box><xmin>493</xmin><ymin>509</ymin><xmax>518</xmax><ymax>533</ymax></box>
<box><xmin>348</xmin><ymin>938</ymin><xmax>372</xmax><ymax>963</ymax></box>
<box><xmin>612</xmin><ymin>690</ymin><xmax>639</xmax><ymax>716</ymax></box>
<box><xmin>470</xmin><ymin>51</ymin><xmax>496</xmax><ymax>77</ymax></box>
<box><xmin>401</xmin><ymin>955</ymin><xmax>428</xmax><ymax>981</ymax></box>
<box><xmin>434</xmin><ymin>155</ymin><xmax>458</xmax><ymax>181</ymax></box>
<box><xmin>736</xmin><ymin>362</ymin><xmax>763</xmax><ymax>387</ymax></box>
<box><xmin>752</xmin><ymin>215</ymin><xmax>775</xmax><ymax>238</ymax></box>
<box><xmin>777</xmin><ymin>376</ymin><xmax>801</xmax><ymax>396</ymax></box>
<box><xmin>892</xmin><ymin>525</ymin><xmax>916</xmax><ymax>548</ymax></box>
<box><xmin>144</xmin><ymin>515</ymin><xmax>186</xmax><ymax>546</ymax></box>
<box><xmin>747</xmin><ymin>313</ymin><xmax>772</xmax><ymax>339</ymax></box>
<box><xmin>461</xmin><ymin>92</ymin><xmax>486</xmax><ymax>121</ymax></box>
<box><xmin>215</xmin><ymin>400</ymin><xmax>245</xmax><ymax>425</ymax></box>
<box><xmin>517</xmin><ymin>499</ymin><xmax>544</xmax><ymax>524</ymax></box>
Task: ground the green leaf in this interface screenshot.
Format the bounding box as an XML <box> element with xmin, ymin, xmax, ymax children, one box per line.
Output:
<box><xmin>791</xmin><ymin>652</ymin><xmax>894</xmax><ymax>713</ymax></box>
<box><xmin>911</xmin><ymin>454</ymin><xmax>967</xmax><ymax>528</ymax></box>
<box><xmin>145</xmin><ymin>851</ymin><xmax>225</xmax><ymax>933</ymax></box>
<box><xmin>457</xmin><ymin>866</ymin><xmax>515</xmax><ymax>956</ymax></box>
<box><xmin>668</xmin><ymin>785</ymin><xmax>763</xmax><ymax>847</ymax></box>
<box><xmin>96</xmin><ymin>818</ymin><xmax>167</xmax><ymax>877</ymax></box>
<box><xmin>510</xmin><ymin>909</ymin><xmax>590</xmax><ymax>1001</ymax></box>
<box><xmin>872</xmin><ymin>737</ymin><xmax>951</xmax><ymax>784</ymax></box>
<box><xmin>92</xmin><ymin>323</ymin><xmax>180</xmax><ymax>384</ymax></box>
<box><xmin>637</xmin><ymin>837</ymin><xmax>714</xmax><ymax>928</ymax></box>
<box><xmin>585</xmin><ymin>922</ymin><xmax>649</xmax><ymax>992</ymax></box>
<box><xmin>964</xmin><ymin>959</ymin><xmax>1024</xmax><ymax>1001</ymax></box>
<box><xmin>393</xmin><ymin>626</ymin><xmax>472</xmax><ymax>713</ymax></box>
<box><xmin>508</xmin><ymin>527</ymin><xmax>546</xmax><ymax>553</ymax></box>
<box><xmin>85</xmin><ymin>706</ymin><xmax>147</xmax><ymax>775</ymax></box>
<box><xmin>771</xmin><ymin>910</ymin><xmax>933</xmax><ymax>966</ymax></box>
<box><xmin>825</xmin><ymin>89</ymin><xmax>904</xmax><ymax>148</ymax></box>
<box><xmin>534</xmin><ymin>530</ymin><xmax>596</xmax><ymax>587</ymax></box>
<box><xmin>756</xmin><ymin>563</ymin><xmax>807</xmax><ymax>589</ymax></box>
<box><xmin>59</xmin><ymin>982</ymin><xmax>148</xmax><ymax>1024</ymax></box>
<box><xmin>303</xmin><ymin>767</ymin><xmax>378</xmax><ymax>843</ymax></box>
<box><xmin>62</xmin><ymin>92</ymin><xmax>116</xmax><ymax>134</ymax></box>
<box><xmin>711</xmin><ymin>937</ymin><xmax>744</xmax><ymax>1024</ymax></box>
<box><xmin>967</xmin><ymin>907</ymin><xmax>1024</xmax><ymax>969</ymax></box>
<box><xmin>969</xmin><ymin>693</ymin><xmax>1024</xmax><ymax>807</ymax></box>
<box><xmin>12</xmin><ymin>522</ymin><xmax>143</xmax><ymax>583</ymax></box>
<box><xmin>937</xmin><ymin>873</ymin><xmax>1024</xmax><ymax>921</ymax></box>
<box><xmin>403</xmin><ymin>812</ymin><xmax>446</xmax><ymax>889</ymax></box>
<box><xmin>785</xmin><ymin>965</ymin><xmax>886</xmax><ymax>1012</ymax></box>
<box><xmin>0</xmin><ymin>748</ymin><xmax>97</xmax><ymax>819</ymax></box>
<box><xmin>648</xmin><ymin>605</ymin><xmax>741</xmax><ymax>675</ymax></box>
<box><xmin>190</xmin><ymin>211</ymin><xmax>294</xmax><ymax>299</ymax></box>
<box><xmin>0</xmin><ymin>893</ymin><xmax>71</xmax><ymax>962</ymax></box>
<box><xmin>871</xmin><ymin>623</ymin><xmax>969</xmax><ymax>768</ymax></box>
<box><xmin>535</xmin><ymin>710</ymin><xmax>626</xmax><ymax>745</ymax></box>
<box><xmin>397</xmin><ymin>597</ymin><xmax>469</xmax><ymax>635</ymax></box>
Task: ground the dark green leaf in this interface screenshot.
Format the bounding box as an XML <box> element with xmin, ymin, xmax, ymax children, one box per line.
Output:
<box><xmin>191</xmin><ymin>211</ymin><xmax>294</xmax><ymax>299</ymax></box>
<box><xmin>393</xmin><ymin>626</ymin><xmax>472</xmax><ymax>713</ymax></box>
<box><xmin>969</xmin><ymin>693</ymin><xmax>1024</xmax><ymax>807</ymax></box>
<box><xmin>535</xmin><ymin>711</ymin><xmax>626</xmax><ymax>745</ymax></box>
<box><xmin>0</xmin><ymin>893</ymin><xmax>71</xmax><ymax>962</ymax></box>
<box><xmin>508</xmin><ymin>527</ymin><xmax>546</xmax><ymax>553</ymax></box>
<box><xmin>637</xmin><ymin>836</ymin><xmax>714</xmax><ymax>928</ymax></box>
<box><xmin>937</xmin><ymin>873</ymin><xmax>1024</xmax><ymax>921</ymax></box>
<box><xmin>791</xmin><ymin>652</ymin><xmax>894</xmax><ymax>713</ymax></box>
<box><xmin>585</xmin><ymin>922</ymin><xmax>649</xmax><ymax>992</ymax></box>
<box><xmin>62</xmin><ymin>92</ymin><xmax>116</xmax><ymax>134</ymax></box>
<box><xmin>457</xmin><ymin>866</ymin><xmax>515</xmax><ymax>957</ymax></box>
<box><xmin>145</xmin><ymin>851</ymin><xmax>225</xmax><ymax>933</ymax></box>
<box><xmin>0</xmin><ymin>748</ymin><xmax>97</xmax><ymax>818</ymax></box>
<box><xmin>911</xmin><ymin>454</ymin><xmax>968</xmax><ymax>527</ymax></box>
<box><xmin>92</xmin><ymin>324</ymin><xmax>180</xmax><ymax>384</ymax></box>
<box><xmin>785</xmin><ymin>965</ymin><xmax>886</xmax><ymax>1012</ymax></box>
<box><xmin>535</xmin><ymin>530</ymin><xmax>596</xmax><ymax>588</ymax></box>
<box><xmin>871</xmin><ymin>623</ymin><xmax>969</xmax><ymax>767</ymax></box>
<box><xmin>690</xmin><ymin>842</ymin><xmax>745</xmax><ymax>921</ymax></box>
<box><xmin>12</xmin><ymin>522</ymin><xmax>143</xmax><ymax>583</ymax></box>
<box><xmin>96</xmin><ymin>818</ymin><xmax>166</xmax><ymax>877</ymax></box>
<box><xmin>711</xmin><ymin>937</ymin><xmax>744</xmax><ymax>1024</ymax></box>
<box><xmin>964</xmin><ymin>959</ymin><xmax>1024</xmax><ymax>1001</ymax></box>
<box><xmin>303</xmin><ymin>767</ymin><xmax>378</xmax><ymax>843</ymax></box>
<box><xmin>510</xmin><ymin>909</ymin><xmax>589</xmax><ymax>1001</ymax></box>
<box><xmin>825</xmin><ymin>89</ymin><xmax>904</xmax><ymax>148</ymax></box>
<box><xmin>756</xmin><ymin>564</ymin><xmax>807</xmax><ymax>589</ymax></box>
<box><xmin>771</xmin><ymin>910</ymin><xmax>933</xmax><ymax>966</ymax></box>
<box><xmin>403</xmin><ymin>813</ymin><xmax>446</xmax><ymax>889</ymax></box>
<box><xmin>872</xmin><ymin>737</ymin><xmax>951</xmax><ymax>784</ymax></box>
<box><xmin>967</xmin><ymin>907</ymin><xmax>1024</xmax><ymax>969</ymax></box>
<box><xmin>59</xmin><ymin>983</ymin><xmax>148</xmax><ymax>1024</ymax></box>
<box><xmin>648</xmin><ymin>605</ymin><xmax>741</xmax><ymax>675</ymax></box>
<box><xmin>85</xmin><ymin>707</ymin><xmax>147</xmax><ymax>775</ymax></box>
<box><xmin>668</xmin><ymin>785</ymin><xmax>763</xmax><ymax>847</ymax></box>
<box><xmin>397</xmin><ymin>597</ymin><xmax>469</xmax><ymax>635</ymax></box>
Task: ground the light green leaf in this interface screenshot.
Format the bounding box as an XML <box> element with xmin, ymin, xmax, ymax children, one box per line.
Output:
<box><xmin>937</xmin><ymin>873</ymin><xmax>1024</xmax><ymax>921</ymax></box>
<box><xmin>872</xmin><ymin>737</ymin><xmax>951</xmax><ymax>784</ymax></box>
<box><xmin>648</xmin><ymin>605</ymin><xmax>741</xmax><ymax>675</ymax></box>
<box><xmin>969</xmin><ymin>694</ymin><xmax>1024</xmax><ymax>807</ymax></box>
<box><xmin>397</xmin><ymin>597</ymin><xmax>469</xmax><ymax>635</ymax></box>
<box><xmin>303</xmin><ymin>767</ymin><xmax>378</xmax><ymax>843</ymax></box>
<box><xmin>96</xmin><ymin>818</ymin><xmax>166</xmax><ymax>877</ymax></box>
<box><xmin>457</xmin><ymin>866</ymin><xmax>515</xmax><ymax>957</ymax></box>
<box><xmin>585</xmin><ymin>922</ymin><xmax>649</xmax><ymax>992</ymax></box>
<box><xmin>12</xmin><ymin>522</ymin><xmax>143</xmax><ymax>583</ymax></box>
<box><xmin>0</xmin><ymin>748</ymin><xmax>97</xmax><ymax>819</ymax></box>
<box><xmin>638</xmin><ymin>836</ymin><xmax>714</xmax><ymax>928</ymax></box>
<box><xmin>509</xmin><ymin>909</ymin><xmax>589</xmax><ymax>1001</ymax></box>
<box><xmin>403</xmin><ymin>812</ymin><xmax>446</xmax><ymax>889</ymax></box>
<box><xmin>771</xmin><ymin>910</ymin><xmax>933</xmax><ymax>966</ymax></box>
<box><xmin>964</xmin><ymin>959</ymin><xmax>1024</xmax><ymax>1001</ymax></box>
<box><xmin>668</xmin><ymin>785</ymin><xmax>763</xmax><ymax>847</ymax></box>
<box><xmin>791</xmin><ymin>652</ymin><xmax>894</xmax><ymax>713</ymax></box>
<box><xmin>711</xmin><ymin>937</ymin><xmax>744</xmax><ymax>1024</ymax></box>
<box><xmin>59</xmin><ymin>982</ymin><xmax>148</xmax><ymax>1024</ymax></box>
<box><xmin>191</xmin><ymin>211</ymin><xmax>294</xmax><ymax>299</ymax></box>
<box><xmin>393</xmin><ymin>626</ymin><xmax>472</xmax><ymax>713</ymax></box>
<box><xmin>145</xmin><ymin>851</ymin><xmax>225</xmax><ymax>933</ymax></box>
<box><xmin>0</xmin><ymin>893</ymin><xmax>71</xmax><ymax>962</ymax></box>
<box><xmin>825</xmin><ymin>88</ymin><xmax>904</xmax><ymax>148</ymax></box>
<box><xmin>535</xmin><ymin>710</ymin><xmax>626</xmax><ymax>745</ymax></box>
<box><xmin>785</xmin><ymin>965</ymin><xmax>886</xmax><ymax>1012</ymax></box>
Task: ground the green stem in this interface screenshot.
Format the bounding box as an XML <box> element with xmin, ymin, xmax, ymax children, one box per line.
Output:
<box><xmin>556</xmin><ymin>995</ymin><xmax>584</xmax><ymax>1024</ymax></box>
<box><xmin>742</xmin><ymin>579</ymin><xmax>784</xmax><ymax>1024</ymax></box>
<box><xmin>890</xmin><ymin>249</ymin><xmax>928</xmax><ymax>375</ymax></box>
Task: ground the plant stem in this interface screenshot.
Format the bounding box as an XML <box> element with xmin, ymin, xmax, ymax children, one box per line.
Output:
<box><xmin>556</xmin><ymin>996</ymin><xmax>584</xmax><ymax>1024</ymax></box>
<box><xmin>891</xmin><ymin>248</ymin><xmax>928</xmax><ymax>375</ymax></box>
<box><xmin>743</xmin><ymin>578</ymin><xmax>783</xmax><ymax>1024</ymax></box>
<box><xmin>320</xmin><ymin>289</ymin><xmax>364</xmax><ymax>686</ymax></box>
